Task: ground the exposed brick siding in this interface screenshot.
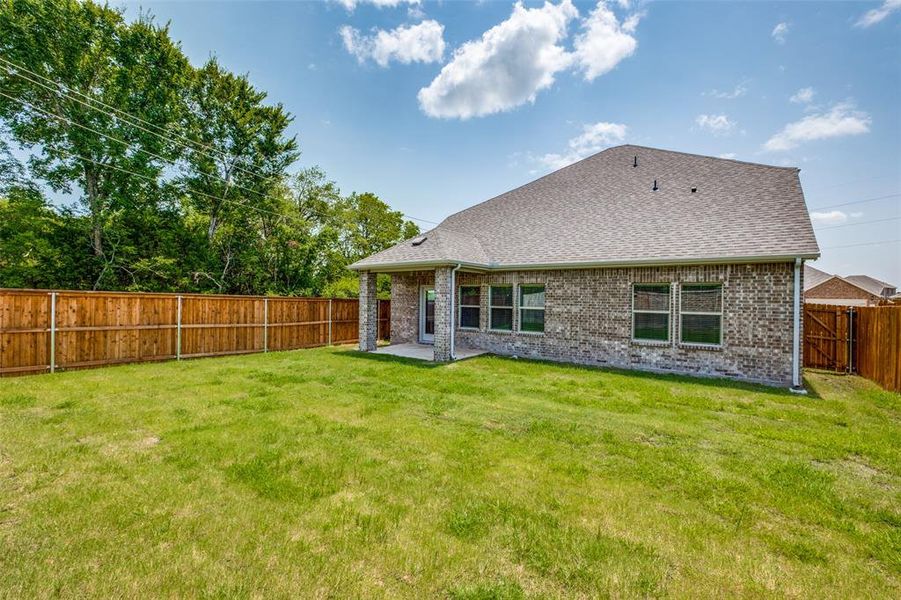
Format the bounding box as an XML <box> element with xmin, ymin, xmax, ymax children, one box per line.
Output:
<box><xmin>806</xmin><ymin>277</ymin><xmax>881</xmax><ymax>304</ymax></box>
<box><xmin>358</xmin><ymin>271</ymin><xmax>378</xmax><ymax>352</ymax></box>
<box><xmin>390</xmin><ymin>263</ymin><xmax>799</xmax><ymax>386</ymax></box>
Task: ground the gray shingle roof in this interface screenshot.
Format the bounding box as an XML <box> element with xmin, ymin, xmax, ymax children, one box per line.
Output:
<box><xmin>804</xmin><ymin>264</ymin><xmax>833</xmax><ymax>291</ymax></box>
<box><xmin>350</xmin><ymin>145</ymin><xmax>820</xmax><ymax>271</ymax></box>
<box><xmin>843</xmin><ymin>275</ymin><xmax>895</xmax><ymax>297</ymax></box>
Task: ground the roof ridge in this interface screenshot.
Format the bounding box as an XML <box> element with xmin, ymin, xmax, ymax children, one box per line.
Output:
<box><xmin>615</xmin><ymin>144</ymin><xmax>800</xmax><ymax>172</ymax></box>
<box><xmin>439</xmin><ymin>144</ymin><xmax>800</xmax><ymax>232</ymax></box>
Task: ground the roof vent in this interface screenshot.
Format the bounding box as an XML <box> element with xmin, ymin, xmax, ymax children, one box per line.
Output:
<box><xmin>410</xmin><ymin>236</ymin><xmax>427</xmax><ymax>246</ymax></box>
<box><xmin>633</xmin><ymin>155</ymin><xmax>638</xmax><ymax>168</ymax></box>
<box><xmin>652</xmin><ymin>179</ymin><xmax>658</xmax><ymax>191</ymax></box>
<box><xmin>691</xmin><ymin>187</ymin><xmax>697</xmax><ymax>193</ymax></box>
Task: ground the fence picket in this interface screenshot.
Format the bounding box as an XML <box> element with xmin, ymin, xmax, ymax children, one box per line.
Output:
<box><xmin>804</xmin><ymin>303</ymin><xmax>900</xmax><ymax>393</ymax></box>
<box><xmin>0</xmin><ymin>289</ymin><xmax>390</xmax><ymax>376</ymax></box>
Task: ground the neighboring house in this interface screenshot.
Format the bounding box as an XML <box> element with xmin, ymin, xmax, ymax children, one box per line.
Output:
<box><xmin>350</xmin><ymin>145</ymin><xmax>820</xmax><ymax>387</ymax></box>
<box><xmin>804</xmin><ymin>265</ymin><xmax>896</xmax><ymax>306</ymax></box>
<box><xmin>844</xmin><ymin>275</ymin><xmax>897</xmax><ymax>301</ymax></box>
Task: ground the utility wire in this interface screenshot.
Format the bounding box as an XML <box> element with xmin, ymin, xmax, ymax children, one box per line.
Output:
<box><xmin>0</xmin><ymin>92</ymin><xmax>310</xmax><ymax>223</ymax></box>
<box><xmin>815</xmin><ymin>215</ymin><xmax>901</xmax><ymax>231</ymax></box>
<box><xmin>805</xmin><ymin>173</ymin><xmax>899</xmax><ymax>192</ymax></box>
<box><xmin>809</xmin><ymin>193</ymin><xmax>900</xmax><ymax>212</ymax></box>
<box><xmin>0</xmin><ymin>69</ymin><xmax>435</xmax><ymax>227</ymax></box>
<box><xmin>0</xmin><ymin>88</ymin><xmax>279</xmax><ymax>204</ymax></box>
<box><xmin>42</xmin><ymin>143</ymin><xmax>306</xmax><ymax>224</ymax></box>
<box><xmin>0</xmin><ymin>55</ymin><xmax>267</xmax><ymax>180</ymax></box>
<box><xmin>822</xmin><ymin>239</ymin><xmax>900</xmax><ymax>250</ymax></box>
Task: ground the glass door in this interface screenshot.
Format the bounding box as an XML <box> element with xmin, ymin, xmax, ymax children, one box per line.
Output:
<box><xmin>420</xmin><ymin>286</ymin><xmax>435</xmax><ymax>343</ymax></box>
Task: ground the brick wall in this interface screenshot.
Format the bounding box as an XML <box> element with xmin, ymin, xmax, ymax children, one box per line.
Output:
<box><xmin>433</xmin><ymin>267</ymin><xmax>453</xmax><ymax>362</ymax></box>
<box><xmin>358</xmin><ymin>270</ymin><xmax>378</xmax><ymax>352</ymax></box>
<box><xmin>390</xmin><ymin>271</ymin><xmax>434</xmax><ymax>343</ymax></box>
<box><xmin>390</xmin><ymin>262</ymin><xmax>799</xmax><ymax>386</ymax></box>
<box><xmin>807</xmin><ymin>277</ymin><xmax>881</xmax><ymax>305</ymax></box>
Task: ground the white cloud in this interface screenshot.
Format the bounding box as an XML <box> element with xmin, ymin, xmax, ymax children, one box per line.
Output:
<box><xmin>538</xmin><ymin>121</ymin><xmax>627</xmax><ymax>170</ymax></box>
<box><xmin>695</xmin><ymin>114</ymin><xmax>737</xmax><ymax>135</ymax></box>
<box><xmin>810</xmin><ymin>210</ymin><xmax>848</xmax><ymax>226</ymax></box>
<box><xmin>340</xmin><ymin>20</ymin><xmax>445</xmax><ymax>67</ymax></box>
<box><xmin>772</xmin><ymin>21</ymin><xmax>789</xmax><ymax>44</ymax></box>
<box><xmin>718</xmin><ymin>152</ymin><xmax>737</xmax><ymax>159</ymax></box>
<box><xmin>337</xmin><ymin>0</ymin><xmax>420</xmax><ymax>10</ymax></box>
<box><xmin>572</xmin><ymin>2</ymin><xmax>640</xmax><ymax>81</ymax></box>
<box><xmin>789</xmin><ymin>87</ymin><xmax>815</xmax><ymax>104</ymax></box>
<box><xmin>763</xmin><ymin>103</ymin><xmax>871</xmax><ymax>151</ymax></box>
<box><xmin>417</xmin><ymin>1</ymin><xmax>578</xmax><ymax>119</ymax></box>
<box><xmin>704</xmin><ymin>81</ymin><xmax>748</xmax><ymax>100</ymax></box>
<box><xmin>855</xmin><ymin>0</ymin><xmax>901</xmax><ymax>27</ymax></box>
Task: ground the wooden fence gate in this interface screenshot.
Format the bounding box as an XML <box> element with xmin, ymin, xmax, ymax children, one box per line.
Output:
<box><xmin>803</xmin><ymin>304</ymin><xmax>855</xmax><ymax>372</ymax></box>
<box><xmin>804</xmin><ymin>303</ymin><xmax>900</xmax><ymax>393</ymax></box>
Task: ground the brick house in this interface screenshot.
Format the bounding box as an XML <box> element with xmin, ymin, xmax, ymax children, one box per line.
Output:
<box><xmin>804</xmin><ymin>265</ymin><xmax>896</xmax><ymax>306</ymax></box>
<box><xmin>350</xmin><ymin>145</ymin><xmax>820</xmax><ymax>387</ymax></box>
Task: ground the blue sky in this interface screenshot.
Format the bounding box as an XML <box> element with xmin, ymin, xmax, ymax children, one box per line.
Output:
<box><xmin>126</xmin><ymin>0</ymin><xmax>899</xmax><ymax>283</ymax></box>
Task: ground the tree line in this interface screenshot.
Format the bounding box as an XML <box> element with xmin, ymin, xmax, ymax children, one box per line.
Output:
<box><xmin>0</xmin><ymin>0</ymin><xmax>419</xmax><ymax>296</ymax></box>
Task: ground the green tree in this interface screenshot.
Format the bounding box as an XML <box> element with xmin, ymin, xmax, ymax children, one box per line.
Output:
<box><xmin>335</xmin><ymin>191</ymin><xmax>420</xmax><ymax>264</ymax></box>
<box><xmin>0</xmin><ymin>0</ymin><xmax>191</xmax><ymax>281</ymax></box>
<box><xmin>181</xmin><ymin>58</ymin><xmax>299</xmax><ymax>292</ymax></box>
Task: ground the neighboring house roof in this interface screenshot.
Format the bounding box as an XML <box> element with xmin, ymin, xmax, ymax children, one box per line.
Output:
<box><xmin>804</xmin><ymin>264</ymin><xmax>833</xmax><ymax>291</ymax></box>
<box><xmin>843</xmin><ymin>275</ymin><xmax>896</xmax><ymax>298</ymax></box>
<box><xmin>350</xmin><ymin>145</ymin><xmax>821</xmax><ymax>271</ymax></box>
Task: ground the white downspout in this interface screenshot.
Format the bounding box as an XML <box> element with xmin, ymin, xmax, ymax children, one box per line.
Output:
<box><xmin>790</xmin><ymin>257</ymin><xmax>804</xmax><ymax>392</ymax></box>
<box><xmin>450</xmin><ymin>263</ymin><xmax>462</xmax><ymax>360</ymax></box>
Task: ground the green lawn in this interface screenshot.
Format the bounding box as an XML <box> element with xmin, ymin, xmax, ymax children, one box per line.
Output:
<box><xmin>1</xmin><ymin>347</ymin><xmax>898</xmax><ymax>598</ymax></box>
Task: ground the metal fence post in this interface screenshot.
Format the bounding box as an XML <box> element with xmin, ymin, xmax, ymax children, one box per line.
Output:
<box><xmin>328</xmin><ymin>299</ymin><xmax>332</xmax><ymax>346</ymax></box>
<box><xmin>176</xmin><ymin>295</ymin><xmax>182</xmax><ymax>360</ymax></box>
<box><xmin>263</xmin><ymin>297</ymin><xmax>269</xmax><ymax>352</ymax></box>
<box><xmin>49</xmin><ymin>292</ymin><xmax>56</xmax><ymax>373</ymax></box>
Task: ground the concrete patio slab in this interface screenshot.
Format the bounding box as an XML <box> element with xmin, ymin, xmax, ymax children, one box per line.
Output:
<box><xmin>372</xmin><ymin>343</ymin><xmax>488</xmax><ymax>362</ymax></box>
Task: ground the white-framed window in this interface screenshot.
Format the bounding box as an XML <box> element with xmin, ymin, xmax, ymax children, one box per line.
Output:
<box><xmin>459</xmin><ymin>285</ymin><xmax>480</xmax><ymax>330</ymax></box>
<box><xmin>519</xmin><ymin>285</ymin><xmax>545</xmax><ymax>333</ymax></box>
<box><xmin>632</xmin><ymin>284</ymin><xmax>671</xmax><ymax>342</ymax></box>
<box><xmin>680</xmin><ymin>284</ymin><xmax>723</xmax><ymax>346</ymax></box>
<box><xmin>489</xmin><ymin>285</ymin><xmax>514</xmax><ymax>331</ymax></box>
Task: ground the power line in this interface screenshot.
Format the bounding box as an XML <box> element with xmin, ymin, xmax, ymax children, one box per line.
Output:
<box><xmin>0</xmin><ymin>55</ymin><xmax>272</xmax><ymax>182</ymax></box>
<box><xmin>805</xmin><ymin>173</ymin><xmax>900</xmax><ymax>192</ymax></box>
<box><xmin>822</xmin><ymin>239</ymin><xmax>900</xmax><ymax>250</ymax></box>
<box><xmin>809</xmin><ymin>193</ymin><xmax>901</xmax><ymax>212</ymax></box>
<box><xmin>0</xmin><ymin>71</ymin><xmax>433</xmax><ymax>227</ymax></box>
<box><xmin>0</xmin><ymin>88</ymin><xmax>278</xmax><ymax>204</ymax></box>
<box><xmin>41</xmin><ymin>143</ymin><xmax>306</xmax><ymax>224</ymax></box>
<box><xmin>815</xmin><ymin>215</ymin><xmax>901</xmax><ymax>231</ymax></box>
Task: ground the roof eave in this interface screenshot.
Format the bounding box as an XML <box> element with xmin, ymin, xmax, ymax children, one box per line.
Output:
<box><xmin>348</xmin><ymin>252</ymin><xmax>821</xmax><ymax>273</ymax></box>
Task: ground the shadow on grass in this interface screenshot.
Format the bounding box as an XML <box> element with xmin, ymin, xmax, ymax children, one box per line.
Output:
<box><xmin>342</xmin><ymin>348</ymin><xmax>804</xmax><ymax>398</ymax></box>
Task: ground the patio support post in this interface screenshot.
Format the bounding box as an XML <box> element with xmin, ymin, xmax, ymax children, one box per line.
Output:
<box><xmin>359</xmin><ymin>270</ymin><xmax>378</xmax><ymax>352</ymax></box>
<box><xmin>433</xmin><ymin>266</ymin><xmax>453</xmax><ymax>362</ymax></box>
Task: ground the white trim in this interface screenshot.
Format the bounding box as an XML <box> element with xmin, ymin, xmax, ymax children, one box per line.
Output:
<box><xmin>458</xmin><ymin>284</ymin><xmax>481</xmax><ymax>331</ymax></box>
<box><xmin>678</xmin><ymin>283</ymin><xmax>724</xmax><ymax>347</ymax></box>
<box><xmin>488</xmin><ymin>284</ymin><xmax>514</xmax><ymax>332</ymax></box>
<box><xmin>518</xmin><ymin>284</ymin><xmax>546</xmax><ymax>334</ymax></box>
<box><xmin>631</xmin><ymin>283</ymin><xmax>671</xmax><ymax>343</ymax></box>
<box><xmin>419</xmin><ymin>285</ymin><xmax>435</xmax><ymax>343</ymax></box>
<box><xmin>792</xmin><ymin>258</ymin><xmax>802</xmax><ymax>389</ymax></box>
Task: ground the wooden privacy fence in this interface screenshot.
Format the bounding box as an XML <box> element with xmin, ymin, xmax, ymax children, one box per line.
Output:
<box><xmin>804</xmin><ymin>303</ymin><xmax>900</xmax><ymax>393</ymax></box>
<box><xmin>0</xmin><ymin>289</ymin><xmax>390</xmax><ymax>376</ymax></box>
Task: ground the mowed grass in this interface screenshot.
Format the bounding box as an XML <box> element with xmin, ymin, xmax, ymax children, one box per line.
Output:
<box><xmin>0</xmin><ymin>347</ymin><xmax>899</xmax><ymax>598</ymax></box>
